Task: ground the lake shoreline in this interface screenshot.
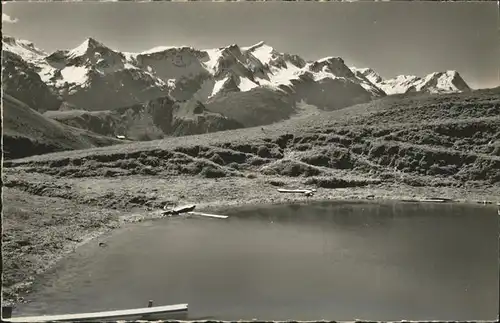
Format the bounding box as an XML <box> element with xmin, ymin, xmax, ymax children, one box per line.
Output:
<box><xmin>3</xmin><ymin>180</ymin><xmax>499</xmax><ymax>309</ymax></box>
<box><xmin>124</xmin><ymin>183</ymin><xmax>499</xmax><ymax>223</ymax></box>
<box><xmin>9</xmin><ymin>189</ymin><xmax>499</xmax><ymax>321</ymax></box>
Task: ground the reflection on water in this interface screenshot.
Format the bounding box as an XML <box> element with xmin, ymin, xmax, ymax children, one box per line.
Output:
<box><xmin>15</xmin><ymin>201</ymin><xmax>499</xmax><ymax>321</ymax></box>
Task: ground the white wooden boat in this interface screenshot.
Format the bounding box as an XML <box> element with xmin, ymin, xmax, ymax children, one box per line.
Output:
<box><xmin>172</xmin><ymin>204</ymin><xmax>196</xmax><ymax>213</ymax></box>
<box><xmin>162</xmin><ymin>204</ymin><xmax>196</xmax><ymax>215</ymax></box>
<box><xmin>3</xmin><ymin>303</ymin><xmax>188</xmax><ymax>322</ymax></box>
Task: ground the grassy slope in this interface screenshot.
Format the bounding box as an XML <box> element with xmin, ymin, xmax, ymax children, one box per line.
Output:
<box><xmin>2</xmin><ymin>94</ymin><xmax>124</xmax><ymax>159</ymax></box>
<box><xmin>3</xmin><ymin>88</ymin><xmax>500</xmax><ymax>304</ymax></box>
<box><xmin>7</xmin><ymin>88</ymin><xmax>500</xmax><ymax>170</ymax></box>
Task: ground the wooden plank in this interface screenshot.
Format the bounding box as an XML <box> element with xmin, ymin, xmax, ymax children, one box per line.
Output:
<box><xmin>427</xmin><ymin>197</ymin><xmax>453</xmax><ymax>202</ymax></box>
<box><xmin>402</xmin><ymin>199</ymin><xmax>448</xmax><ymax>203</ymax></box>
<box><xmin>277</xmin><ymin>189</ymin><xmax>316</xmax><ymax>194</ymax></box>
<box><xmin>188</xmin><ymin>211</ymin><xmax>228</xmax><ymax>219</ymax></box>
<box><xmin>4</xmin><ymin>304</ymin><xmax>188</xmax><ymax>323</ymax></box>
<box><xmin>420</xmin><ymin>199</ymin><xmax>447</xmax><ymax>203</ymax></box>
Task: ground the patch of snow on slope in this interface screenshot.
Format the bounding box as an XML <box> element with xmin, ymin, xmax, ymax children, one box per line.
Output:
<box><xmin>244</xmin><ymin>42</ymin><xmax>275</xmax><ymax>65</ymax></box>
<box><xmin>379</xmin><ymin>75</ymin><xmax>420</xmax><ymax>95</ymax></box>
<box><xmin>413</xmin><ymin>71</ymin><xmax>461</xmax><ymax>94</ymax></box>
<box><xmin>351</xmin><ymin>67</ymin><xmax>383</xmax><ymax>85</ymax></box>
<box><xmin>122</xmin><ymin>52</ymin><xmax>137</xmax><ymax>61</ymax></box>
<box><xmin>413</xmin><ymin>73</ymin><xmax>435</xmax><ymax>92</ymax></box>
<box><xmin>256</xmin><ymin>62</ymin><xmax>302</xmax><ymax>88</ymax></box>
<box><xmin>2</xmin><ymin>37</ymin><xmax>47</xmax><ymax>61</ymax></box>
<box><xmin>309</xmin><ymin>64</ymin><xmax>339</xmax><ymax>81</ymax></box>
<box><xmin>210</xmin><ymin>76</ymin><xmax>229</xmax><ymax>97</ymax></box>
<box><xmin>145</xmin><ymin>71</ymin><xmax>167</xmax><ymax>87</ymax></box>
<box><xmin>241</xmin><ymin>41</ymin><xmax>264</xmax><ymax>51</ymax></box>
<box><xmin>67</xmin><ymin>39</ymin><xmax>93</xmax><ymax>58</ymax></box>
<box><xmin>58</xmin><ymin>66</ymin><xmax>89</xmax><ymax>86</ymax></box>
<box><xmin>140</xmin><ymin>46</ymin><xmax>189</xmax><ymax>55</ymax></box>
<box><xmin>38</xmin><ymin>65</ymin><xmax>57</xmax><ymax>83</ymax></box>
<box><xmin>238</xmin><ymin>77</ymin><xmax>259</xmax><ymax>91</ymax></box>
<box><xmin>124</xmin><ymin>62</ymin><xmax>139</xmax><ymax>70</ymax></box>
<box><xmin>167</xmin><ymin>79</ymin><xmax>176</xmax><ymax>88</ymax></box>
<box><xmin>202</xmin><ymin>48</ymin><xmax>223</xmax><ymax>74</ymax></box>
<box><xmin>359</xmin><ymin>82</ymin><xmax>376</xmax><ymax>92</ymax></box>
<box><xmin>316</xmin><ymin>56</ymin><xmax>337</xmax><ymax>63</ymax></box>
<box><xmin>434</xmin><ymin>71</ymin><xmax>460</xmax><ymax>93</ymax></box>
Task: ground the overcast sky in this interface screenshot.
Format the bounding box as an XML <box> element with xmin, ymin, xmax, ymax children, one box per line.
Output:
<box><xmin>3</xmin><ymin>1</ymin><xmax>498</xmax><ymax>89</ymax></box>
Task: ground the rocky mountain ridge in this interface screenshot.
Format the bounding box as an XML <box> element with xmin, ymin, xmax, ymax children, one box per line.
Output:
<box><xmin>2</xmin><ymin>35</ymin><xmax>473</xmax><ymax>148</ymax></box>
<box><xmin>351</xmin><ymin>67</ymin><xmax>471</xmax><ymax>95</ymax></box>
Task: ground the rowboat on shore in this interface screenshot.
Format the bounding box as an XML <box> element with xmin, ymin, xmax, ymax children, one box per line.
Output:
<box><xmin>161</xmin><ymin>204</ymin><xmax>228</xmax><ymax>219</ymax></box>
<box><xmin>2</xmin><ymin>303</ymin><xmax>188</xmax><ymax>322</ymax></box>
<box><xmin>162</xmin><ymin>204</ymin><xmax>196</xmax><ymax>215</ymax></box>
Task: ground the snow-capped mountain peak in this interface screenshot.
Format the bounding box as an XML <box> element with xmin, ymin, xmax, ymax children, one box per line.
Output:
<box><xmin>63</xmin><ymin>37</ymin><xmax>125</xmax><ymax>66</ymax></box>
<box><xmin>351</xmin><ymin>67</ymin><xmax>384</xmax><ymax>85</ymax></box>
<box><xmin>2</xmin><ymin>35</ymin><xmax>47</xmax><ymax>61</ymax></box>
<box><xmin>2</xmin><ymin>35</ymin><xmax>472</xmax><ymax>115</ymax></box>
<box><xmin>384</xmin><ymin>74</ymin><xmax>421</xmax><ymax>94</ymax></box>
<box><xmin>407</xmin><ymin>70</ymin><xmax>471</xmax><ymax>94</ymax></box>
<box><xmin>67</xmin><ymin>37</ymin><xmax>106</xmax><ymax>58</ymax></box>
<box><xmin>309</xmin><ymin>56</ymin><xmax>356</xmax><ymax>80</ymax></box>
<box><xmin>242</xmin><ymin>40</ymin><xmax>267</xmax><ymax>51</ymax></box>
<box><xmin>34</xmin><ymin>38</ymin><xmax>159</xmax><ymax>93</ymax></box>
<box><xmin>316</xmin><ymin>56</ymin><xmax>342</xmax><ymax>64</ymax></box>
<box><xmin>243</xmin><ymin>41</ymin><xmax>276</xmax><ymax>65</ymax></box>
<box><xmin>350</xmin><ymin>65</ymin><xmax>470</xmax><ymax>95</ymax></box>
<box><xmin>224</xmin><ymin>43</ymin><xmax>240</xmax><ymax>50</ymax></box>
<box><xmin>138</xmin><ymin>45</ymin><xmax>195</xmax><ymax>56</ymax></box>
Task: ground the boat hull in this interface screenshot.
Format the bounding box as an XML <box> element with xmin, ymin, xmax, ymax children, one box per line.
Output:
<box><xmin>4</xmin><ymin>304</ymin><xmax>188</xmax><ymax>322</ymax></box>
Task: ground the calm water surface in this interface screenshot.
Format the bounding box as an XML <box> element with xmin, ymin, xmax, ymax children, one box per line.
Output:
<box><xmin>16</xmin><ymin>201</ymin><xmax>499</xmax><ymax>320</ymax></box>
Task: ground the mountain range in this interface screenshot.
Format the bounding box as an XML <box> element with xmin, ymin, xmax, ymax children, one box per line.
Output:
<box><xmin>351</xmin><ymin>67</ymin><xmax>471</xmax><ymax>95</ymax></box>
<box><xmin>2</xmin><ymin>35</ymin><xmax>472</xmax><ymax>156</ymax></box>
